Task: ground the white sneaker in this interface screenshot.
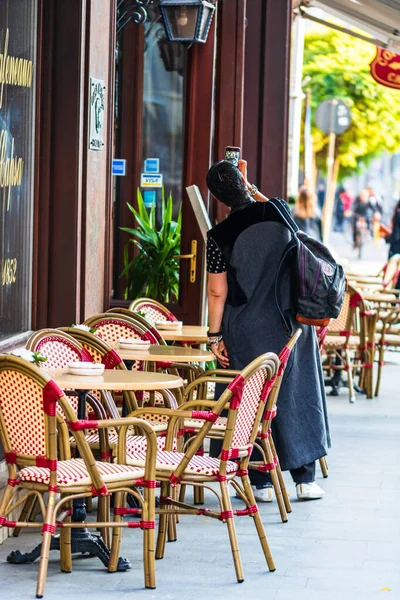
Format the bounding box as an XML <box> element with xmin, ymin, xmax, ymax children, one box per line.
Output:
<box><xmin>296</xmin><ymin>481</ymin><xmax>325</xmax><ymax>501</ymax></box>
<box><xmin>251</xmin><ymin>484</ymin><xmax>274</xmax><ymax>503</ymax></box>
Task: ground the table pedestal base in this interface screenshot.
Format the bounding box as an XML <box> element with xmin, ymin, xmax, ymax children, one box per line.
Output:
<box><xmin>7</xmin><ymin>529</ymin><xmax>131</xmax><ymax>571</ymax></box>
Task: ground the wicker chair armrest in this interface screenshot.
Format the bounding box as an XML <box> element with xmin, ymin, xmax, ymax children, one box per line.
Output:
<box><xmin>124</xmin><ymin>407</ymin><xmax>210</xmax><ymax>420</ymax></box>
<box><xmin>114</xmin><ymin>418</ymin><xmax>158</xmax><ymax>476</ymax></box>
<box><xmin>184</xmin><ymin>374</ymin><xmax>236</xmax><ymax>398</ymax></box>
<box><xmin>202</xmin><ymin>369</ymin><xmax>240</xmax><ymax>377</ymax></box>
<box><xmin>178</xmin><ymin>399</ymin><xmax>218</xmax><ymax>410</ymax></box>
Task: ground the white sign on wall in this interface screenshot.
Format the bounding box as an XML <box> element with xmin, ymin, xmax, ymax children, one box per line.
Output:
<box><xmin>89</xmin><ymin>77</ymin><xmax>105</xmax><ymax>151</ymax></box>
<box><xmin>140</xmin><ymin>173</ymin><xmax>163</xmax><ymax>188</ymax></box>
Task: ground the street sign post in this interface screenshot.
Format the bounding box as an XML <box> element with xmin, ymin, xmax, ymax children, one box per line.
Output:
<box><xmin>315</xmin><ymin>99</ymin><xmax>351</xmax><ymax>244</ymax></box>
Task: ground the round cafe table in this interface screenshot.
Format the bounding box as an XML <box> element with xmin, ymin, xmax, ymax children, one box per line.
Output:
<box><xmin>157</xmin><ymin>325</ymin><xmax>208</xmax><ymax>344</ymax></box>
<box><xmin>116</xmin><ymin>344</ymin><xmax>214</xmax><ymax>363</ymax></box>
<box><xmin>46</xmin><ymin>368</ymin><xmax>183</xmax><ymax>390</ymax></box>
<box><xmin>7</xmin><ymin>368</ymin><xmax>183</xmax><ymax>572</ymax></box>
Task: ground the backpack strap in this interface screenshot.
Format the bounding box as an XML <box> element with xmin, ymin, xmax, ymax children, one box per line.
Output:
<box><xmin>268</xmin><ymin>198</ymin><xmax>299</xmax><ymax>234</ymax></box>
<box><xmin>274</xmin><ymin>236</ymin><xmax>299</xmax><ymax>337</ymax></box>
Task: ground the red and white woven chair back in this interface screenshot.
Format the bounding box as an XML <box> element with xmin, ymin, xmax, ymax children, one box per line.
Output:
<box><xmin>0</xmin><ymin>366</ymin><xmax>48</xmax><ymax>457</ymax></box>
<box><xmin>230</xmin><ymin>367</ymin><xmax>271</xmax><ymax>449</ymax></box>
<box><xmin>129</xmin><ymin>299</ymin><xmax>177</xmax><ymax>326</ymax></box>
<box><xmin>85</xmin><ymin>316</ymin><xmax>160</xmax><ymax>371</ymax></box>
<box><xmin>328</xmin><ymin>292</ymin><xmax>351</xmax><ymax>333</ymax></box>
<box><xmin>30</xmin><ymin>335</ymin><xmax>91</xmax><ymax>369</ymax></box>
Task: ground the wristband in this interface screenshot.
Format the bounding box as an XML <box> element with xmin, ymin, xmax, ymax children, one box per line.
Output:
<box><xmin>207</xmin><ymin>330</ymin><xmax>222</xmax><ymax>337</ymax></box>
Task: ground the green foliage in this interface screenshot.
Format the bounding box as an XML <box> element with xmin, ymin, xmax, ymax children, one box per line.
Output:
<box><xmin>303</xmin><ymin>26</ymin><xmax>400</xmax><ymax>179</ymax></box>
<box><xmin>120</xmin><ymin>188</ymin><xmax>181</xmax><ymax>303</ymax></box>
<box><xmin>32</xmin><ymin>351</ymin><xmax>47</xmax><ymax>366</ymax></box>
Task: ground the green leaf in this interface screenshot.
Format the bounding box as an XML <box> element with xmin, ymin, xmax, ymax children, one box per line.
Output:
<box><xmin>119</xmin><ymin>190</ymin><xmax>182</xmax><ymax>303</ymax></box>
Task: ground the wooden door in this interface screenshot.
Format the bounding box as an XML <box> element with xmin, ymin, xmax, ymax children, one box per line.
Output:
<box><xmin>112</xmin><ymin>12</ymin><xmax>216</xmax><ymax>324</ymax></box>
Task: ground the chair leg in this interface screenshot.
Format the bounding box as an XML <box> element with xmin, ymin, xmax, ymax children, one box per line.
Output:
<box><xmin>98</xmin><ymin>495</ymin><xmax>111</xmax><ymax>548</ymax></box>
<box><xmin>262</xmin><ymin>440</ymin><xmax>287</xmax><ymax>523</ymax></box>
<box><xmin>178</xmin><ymin>483</ymin><xmax>186</xmax><ymax>504</ymax></box>
<box><xmin>269</xmin><ymin>438</ymin><xmax>291</xmax><ymax>513</ymax></box>
<box><xmin>167</xmin><ymin>485</ymin><xmax>177</xmax><ymax>543</ymax></box>
<box><xmin>13</xmin><ymin>494</ymin><xmax>36</xmax><ymax>537</ymax></box>
<box><xmin>241</xmin><ymin>475</ymin><xmax>275</xmax><ymax>572</ymax></box>
<box><xmin>193</xmin><ymin>485</ymin><xmax>204</xmax><ymax>505</ymax></box>
<box><xmin>0</xmin><ymin>482</ymin><xmax>17</xmax><ymax>521</ymax></box>
<box><xmin>319</xmin><ymin>456</ymin><xmax>328</xmax><ymax>478</ymax></box>
<box><xmin>30</xmin><ymin>497</ymin><xmax>41</xmax><ymax>523</ymax></box>
<box><xmin>60</xmin><ymin>500</ymin><xmax>72</xmax><ymax>573</ymax></box>
<box><xmin>109</xmin><ymin>492</ymin><xmax>126</xmax><ymax>573</ymax></box>
<box><xmin>142</xmin><ymin>480</ymin><xmax>156</xmax><ymax>589</ymax></box>
<box><xmin>345</xmin><ymin>349</ymin><xmax>356</xmax><ymax>403</ymax></box>
<box><xmin>156</xmin><ymin>482</ymin><xmax>168</xmax><ymax>560</ymax></box>
<box><xmin>219</xmin><ymin>480</ymin><xmax>245</xmax><ymax>582</ymax></box>
<box><xmin>375</xmin><ymin>344</ymin><xmax>384</xmax><ymax>397</ymax></box>
<box><xmin>36</xmin><ymin>490</ymin><xmax>56</xmax><ymax>599</ymax></box>
<box><xmin>86</xmin><ymin>497</ymin><xmax>93</xmax><ymax>514</ymax></box>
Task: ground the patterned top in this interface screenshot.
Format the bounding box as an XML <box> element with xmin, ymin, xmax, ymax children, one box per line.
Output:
<box><xmin>206</xmin><ymin>236</ymin><xmax>227</xmax><ymax>274</ymax></box>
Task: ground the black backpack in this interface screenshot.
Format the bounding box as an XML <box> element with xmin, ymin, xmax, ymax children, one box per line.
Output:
<box><xmin>270</xmin><ymin>198</ymin><xmax>347</xmax><ymax>333</ymax></box>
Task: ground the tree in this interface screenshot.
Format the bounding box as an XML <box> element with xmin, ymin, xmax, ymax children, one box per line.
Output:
<box><xmin>303</xmin><ymin>26</ymin><xmax>400</xmax><ymax>181</ymax></box>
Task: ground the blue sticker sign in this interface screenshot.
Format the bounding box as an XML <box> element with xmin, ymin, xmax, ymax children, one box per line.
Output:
<box><xmin>144</xmin><ymin>158</ymin><xmax>160</xmax><ymax>174</ymax></box>
<box><xmin>141</xmin><ymin>173</ymin><xmax>163</xmax><ymax>188</ymax></box>
<box><xmin>112</xmin><ymin>159</ymin><xmax>126</xmax><ymax>176</ymax></box>
<box><xmin>143</xmin><ymin>190</ymin><xmax>156</xmax><ymax>207</ymax></box>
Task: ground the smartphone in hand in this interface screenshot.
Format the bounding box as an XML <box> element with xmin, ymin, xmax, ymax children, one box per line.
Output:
<box><xmin>225</xmin><ymin>146</ymin><xmax>241</xmax><ymax>167</ymax></box>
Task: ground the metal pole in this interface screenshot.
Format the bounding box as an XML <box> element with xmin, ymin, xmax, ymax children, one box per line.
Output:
<box><xmin>322</xmin><ymin>100</ymin><xmax>337</xmax><ymax>244</ymax></box>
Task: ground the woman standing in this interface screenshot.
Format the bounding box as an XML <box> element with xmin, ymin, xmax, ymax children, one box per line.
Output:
<box><xmin>293</xmin><ymin>186</ymin><xmax>322</xmax><ymax>240</ymax></box>
<box><xmin>206</xmin><ymin>161</ymin><xmax>330</xmax><ymax>502</ymax></box>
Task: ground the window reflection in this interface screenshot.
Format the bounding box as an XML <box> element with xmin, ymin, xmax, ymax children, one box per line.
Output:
<box><xmin>0</xmin><ymin>2</ymin><xmax>37</xmax><ymax>342</ymax></box>
<box><xmin>142</xmin><ymin>13</ymin><xmax>187</xmax><ymax>216</ymax></box>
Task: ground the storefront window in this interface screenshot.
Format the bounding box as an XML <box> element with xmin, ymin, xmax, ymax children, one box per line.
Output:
<box><xmin>0</xmin><ymin>2</ymin><xmax>37</xmax><ymax>343</ymax></box>
<box><xmin>142</xmin><ymin>13</ymin><xmax>187</xmax><ymax>216</ymax></box>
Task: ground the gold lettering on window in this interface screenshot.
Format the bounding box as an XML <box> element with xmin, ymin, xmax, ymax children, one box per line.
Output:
<box><xmin>0</xmin><ymin>28</ymin><xmax>34</xmax><ymax>109</ymax></box>
<box><xmin>0</xmin><ymin>130</ymin><xmax>24</xmax><ymax>210</ymax></box>
<box><xmin>1</xmin><ymin>258</ymin><xmax>17</xmax><ymax>286</ymax></box>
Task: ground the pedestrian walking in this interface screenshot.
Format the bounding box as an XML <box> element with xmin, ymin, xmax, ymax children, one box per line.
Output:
<box><xmin>292</xmin><ymin>186</ymin><xmax>322</xmax><ymax>240</ymax></box>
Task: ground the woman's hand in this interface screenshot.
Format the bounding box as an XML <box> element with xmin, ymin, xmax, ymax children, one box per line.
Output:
<box><xmin>210</xmin><ymin>340</ymin><xmax>230</xmax><ymax>368</ymax></box>
<box><xmin>238</xmin><ymin>158</ymin><xmax>269</xmax><ymax>203</ymax></box>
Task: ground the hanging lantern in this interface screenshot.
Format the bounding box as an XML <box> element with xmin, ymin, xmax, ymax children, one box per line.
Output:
<box><xmin>159</xmin><ymin>0</ymin><xmax>216</xmax><ymax>44</ymax></box>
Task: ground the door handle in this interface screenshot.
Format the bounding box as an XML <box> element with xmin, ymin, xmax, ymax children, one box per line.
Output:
<box><xmin>174</xmin><ymin>240</ymin><xmax>197</xmax><ymax>283</ymax></box>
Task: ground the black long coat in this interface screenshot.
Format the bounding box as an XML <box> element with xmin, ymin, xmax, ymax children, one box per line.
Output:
<box><xmin>208</xmin><ymin>203</ymin><xmax>330</xmax><ymax>471</ymax></box>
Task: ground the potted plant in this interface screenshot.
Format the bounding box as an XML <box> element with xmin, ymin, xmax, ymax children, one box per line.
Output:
<box><xmin>120</xmin><ymin>188</ymin><xmax>181</xmax><ymax>303</ymax></box>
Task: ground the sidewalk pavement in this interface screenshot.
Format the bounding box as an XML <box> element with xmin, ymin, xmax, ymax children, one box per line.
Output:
<box><xmin>1</xmin><ymin>350</ymin><xmax>399</xmax><ymax>600</ymax></box>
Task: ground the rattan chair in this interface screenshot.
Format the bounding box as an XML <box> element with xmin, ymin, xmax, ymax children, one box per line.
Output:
<box><xmin>106</xmin><ymin>307</ymin><xmax>166</xmax><ymax>343</ymax></box>
<box><xmin>120</xmin><ymin>352</ymin><xmax>279</xmax><ymax>583</ymax></box>
<box><xmin>373</xmin><ymin>307</ymin><xmax>400</xmax><ymax>396</ymax></box>
<box><xmin>60</xmin><ymin>326</ymin><xmax>177</xmax><ymax>437</ymax></box>
<box><xmin>0</xmin><ymin>355</ymin><xmax>157</xmax><ymax>597</ymax></box>
<box><xmin>118</xmin><ymin>353</ymin><xmax>279</xmax><ymax>582</ymax></box>
<box><xmin>26</xmin><ymin>329</ymin><xmax>175</xmax><ymax>529</ymax></box>
<box><xmin>322</xmin><ymin>284</ymin><xmax>375</xmax><ymax>401</ymax></box>
<box><xmin>178</xmin><ymin>330</ymin><xmax>303</xmax><ymax>523</ymax></box>
<box><xmin>128</xmin><ymin>298</ymin><xmax>178</xmax><ymax>326</ymax></box>
<box><xmin>346</xmin><ymin>254</ymin><xmax>400</xmax><ymax>293</ymax></box>
<box><xmin>104</xmin><ymin>309</ymin><xmax>203</xmax><ymax>380</ymax></box>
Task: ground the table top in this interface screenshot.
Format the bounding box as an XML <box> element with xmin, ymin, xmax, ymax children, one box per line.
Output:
<box><xmin>159</xmin><ymin>325</ymin><xmax>209</xmax><ymax>343</ymax></box>
<box><xmin>116</xmin><ymin>344</ymin><xmax>214</xmax><ymax>363</ymax></box>
<box><xmin>46</xmin><ymin>368</ymin><xmax>184</xmax><ymax>391</ymax></box>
